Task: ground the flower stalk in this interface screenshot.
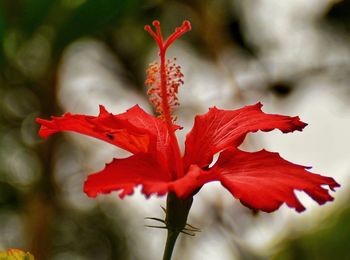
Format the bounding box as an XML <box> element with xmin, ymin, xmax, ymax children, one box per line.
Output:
<box><xmin>163</xmin><ymin>230</ymin><xmax>179</xmax><ymax>260</ymax></box>
<box><xmin>163</xmin><ymin>192</ymin><xmax>193</xmax><ymax>260</ymax></box>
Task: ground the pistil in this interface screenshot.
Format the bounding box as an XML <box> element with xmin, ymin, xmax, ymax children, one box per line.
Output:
<box><xmin>145</xmin><ymin>20</ymin><xmax>191</xmax><ymax>179</ymax></box>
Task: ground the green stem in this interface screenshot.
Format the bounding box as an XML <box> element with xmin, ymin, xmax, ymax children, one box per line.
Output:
<box><xmin>162</xmin><ymin>230</ymin><xmax>180</xmax><ymax>260</ymax></box>
<box><xmin>162</xmin><ymin>192</ymin><xmax>193</xmax><ymax>260</ymax></box>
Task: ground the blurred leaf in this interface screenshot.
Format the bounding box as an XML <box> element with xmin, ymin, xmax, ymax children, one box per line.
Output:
<box><xmin>273</xmin><ymin>205</ymin><xmax>350</xmax><ymax>260</ymax></box>
<box><xmin>0</xmin><ymin>7</ymin><xmax>6</xmax><ymax>66</ymax></box>
<box><xmin>54</xmin><ymin>0</ymin><xmax>142</xmax><ymax>53</ymax></box>
<box><xmin>326</xmin><ymin>0</ymin><xmax>350</xmax><ymax>27</ymax></box>
<box><xmin>0</xmin><ymin>182</ymin><xmax>20</xmax><ymax>209</ymax></box>
<box><xmin>22</xmin><ymin>0</ymin><xmax>57</xmax><ymax>35</ymax></box>
<box><xmin>51</xmin><ymin>207</ymin><xmax>135</xmax><ymax>259</ymax></box>
<box><xmin>0</xmin><ymin>249</ymin><xmax>34</xmax><ymax>260</ymax></box>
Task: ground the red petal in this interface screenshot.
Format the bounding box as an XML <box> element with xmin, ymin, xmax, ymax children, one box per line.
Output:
<box><xmin>37</xmin><ymin>105</ymin><xmax>180</xmax><ymax>178</ymax></box>
<box><xmin>183</xmin><ymin>103</ymin><xmax>307</xmax><ymax>169</ymax></box>
<box><xmin>214</xmin><ymin>148</ymin><xmax>340</xmax><ymax>212</ymax></box>
<box><xmin>84</xmin><ymin>153</ymin><xmax>171</xmax><ymax>198</ymax></box>
<box><xmin>170</xmin><ymin>164</ymin><xmax>216</xmax><ymax>198</ymax></box>
<box><xmin>116</xmin><ymin>105</ymin><xmax>181</xmax><ymax>153</ymax></box>
<box><xmin>116</xmin><ymin>105</ymin><xmax>181</xmax><ymax>174</ymax></box>
<box><xmin>36</xmin><ymin>105</ymin><xmax>173</xmax><ymax>156</ymax></box>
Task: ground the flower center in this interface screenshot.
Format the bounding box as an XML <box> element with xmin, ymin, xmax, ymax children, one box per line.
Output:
<box><xmin>144</xmin><ymin>20</ymin><xmax>191</xmax><ymax>179</ymax></box>
<box><xmin>144</xmin><ymin>20</ymin><xmax>191</xmax><ymax>124</ymax></box>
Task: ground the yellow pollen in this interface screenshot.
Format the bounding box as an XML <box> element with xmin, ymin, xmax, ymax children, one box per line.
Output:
<box><xmin>145</xmin><ymin>57</ymin><xmax>184</xmax><ymax>122</ymax></box>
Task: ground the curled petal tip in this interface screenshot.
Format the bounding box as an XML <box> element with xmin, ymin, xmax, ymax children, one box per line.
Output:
<box><xmin>35</xmin><ymin>117</ymin><xmax>45</xmax><ymax>124</ymax></box>
<box><xmin>296</xmin><ymin>207</ymin><xmax>306</xmax><ymax>213</ymax></box>
<box><xmin>98</xmin><ymin>105</ymin><xmax>109</xmax><ymax>116</ymax></box>
<box><xmin>36</xmin><ymin>117</ymin><xmax>56</xmax><ymax>129</ymax></box>
<box><xmin>83</xmin><ymin>189</ymin><xmax>97</xmax><ymax>198</ymax></box>
<box><xmin>256</xmin><ymin>102</ymin><xmax>263</xmax><ymax>108</ymax></box>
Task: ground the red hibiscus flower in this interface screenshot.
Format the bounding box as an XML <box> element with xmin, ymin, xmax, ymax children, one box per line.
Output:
<box><xmin>36</xmin><ymin>20</ymin><xmax>339</xmax><ymax>214</ymax></box>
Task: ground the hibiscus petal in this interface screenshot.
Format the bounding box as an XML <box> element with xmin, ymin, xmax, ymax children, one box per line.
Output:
<box><xmin>183</xmin><ymin>103</ymin><xmax>307</xmax><ymax>168</ymax></box>
<box><xmin>37</xmin><ymin>105</ymin><xmax>180</xmax><ymax>177</ymax></box>
<box><xmin>214</xmin><ymin>148</ymin><xmax>340</xmax><ymax>212</ymax></box>
<box><xmin>170</xmin><ymin>164</ymin><xmax>216</xmax><ymax>198</ymax></box>
<box><xmin>84</xmin><ymin>153</ymin><xmax>172</xmax><ymax>198</ymax></box>
<box><xmin>36</xmin><ymin>105</ymin><xmax>169</xmax><ymax>154</ymax></box>
<box><xmin>106</xmin><ymin>105</ymin><xmax>181</xmax><ymax>175</ymax></box>
<box><xmin>117</xmin><ymin>105</ymin><xmax>179</xmax><ymax>155</ymax></box>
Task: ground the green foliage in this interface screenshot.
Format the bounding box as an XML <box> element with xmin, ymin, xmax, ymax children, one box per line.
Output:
<box><xmin>0</xmin><ymin>182</ymin><xmax>20</xmax><ymax>210</ymax></box>
<box><xmin>51</xmin><ymin>205</ymin><xmax>134</xmax><ymax>259</ymax></box>
<box><xmin>0</xmin><ymin>7</ymin><xmax>6</xmax><ymax>65</ymax></box>
<box><xmin>53</xmin><ymin>0</ymin><xmax>142</xmax><ymax>53</ymax></box>
<box><xmin>273</xmin><ymin>206</ymin><xmax>350</xmax><ymax>260</ymax></box>
<box><xmin>22</xmin><ymin>0</ymin><xmax>56</xmax><ymax>35</ymax></box>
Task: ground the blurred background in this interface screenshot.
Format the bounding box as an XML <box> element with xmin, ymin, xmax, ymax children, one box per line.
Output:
<box><xmin>0</xmin><ymin>0</ymin><xmax>349</xmax><ymax>259</ymax></box>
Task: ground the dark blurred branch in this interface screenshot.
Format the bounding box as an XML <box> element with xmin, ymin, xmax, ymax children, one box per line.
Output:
<box><xmin>26</xmin><ymin>62</ymin><xmax>60</xmax><ymax>260</ymax></box>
